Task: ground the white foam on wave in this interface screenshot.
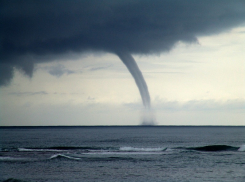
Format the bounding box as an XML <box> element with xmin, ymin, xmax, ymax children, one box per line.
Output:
<box><xmin>0</xmin><ymin>156</ymin><xmax>27</xmax><ymax>161</ymax></box>
<box><xmin>86</xmin><ymin>151</ymin><xmax>163</xmax><ymax>155</ymax></box>
<box><xmin>238</xmin><ymin>144</ymin><xmax>245</xmax><ymax>152</ymax></box>
<box><xmin>18</xmin><ymin>148</ymin><xmax>38</xmax><ymax>151</ymax></box>
<box><xmin>0</xmin><ymin>156</ymin><xmax>12</xmax><ymax>160</ymax></box>
<box><xmin>18</xmin><ymin>148</ymin><xmax>62</xmax><ymax>152</ymax></box>
<box><xmin>50</xmin><ymin>154</ymin><xmax>81</xmax><ymax>160</ymax></box>
<box><xmin>120</xmin><ymin>146</ymin><xmax>167</xmax><ymax>152</ymax></box>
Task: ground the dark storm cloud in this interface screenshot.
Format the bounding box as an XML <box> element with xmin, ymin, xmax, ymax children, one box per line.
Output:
<box><xmin>1</xmin><ymin>0</ymin><xmax>245</xmax><ymax>85</ymax></box>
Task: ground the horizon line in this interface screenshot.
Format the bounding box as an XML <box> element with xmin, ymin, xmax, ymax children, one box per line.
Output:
<box><xmin>0</xmin><ymin>125</ymin><xmax>244</xmax><ymax>128</ymax></box>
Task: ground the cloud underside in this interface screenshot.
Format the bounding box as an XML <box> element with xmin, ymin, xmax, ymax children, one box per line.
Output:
<box><xmin>1</xmin><ymin>0</ymin><xmax>245</xmax><ymax>85</ymax></box>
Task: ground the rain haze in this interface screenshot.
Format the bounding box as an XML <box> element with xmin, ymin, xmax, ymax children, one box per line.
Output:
<box><xmin>1</xmin><ymin>0</ymin><xmax>245</xmax><ymax>126</ymax></box>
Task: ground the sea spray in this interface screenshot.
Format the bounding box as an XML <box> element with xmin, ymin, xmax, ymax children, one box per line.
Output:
<box><xmin>238</xmin><ymin>144</ymin><xmax>245</xmax><ymax>152</ymax></box>
<box><xmin>140</xmin><ymin>108</ymin><xmax>156</xmax><ymax>125</ymax></box>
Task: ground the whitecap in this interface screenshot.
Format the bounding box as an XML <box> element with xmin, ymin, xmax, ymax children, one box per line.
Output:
<box><xmin>119</xmin><ymin>146</ymin><xmax>167</xmax><ymax>152</ymax></box>
<box><xmin>50</xmin><ymin>153</ymin><xmax>81</xmax><ymax>160</ymax></box>
<box><xmin>0</xmin><ymin>156</ymin><xmax>12</xmax><ymax>161</ymax></box>
<box><xmin>0</xmin><ymin>156</ymin><xmax>28</xmax><ymax>161</ymax></box>
<box><xmin>18</xmin><ymin>148</ymin><xmax>61</xmax><ymax>152</ymax></box>
<box><xmin>238</xmin><ymin>144</ymin><xmax>245</xmax><ymax>152</ymax></box>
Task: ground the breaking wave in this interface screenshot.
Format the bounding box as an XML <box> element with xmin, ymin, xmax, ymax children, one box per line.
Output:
<box><xmin>17</xmin><ymin>146</ymin><xmax>115</xmax><ymax>152</ymax></box>
<box><xmin>0</xmin><ymin>156</ymin><xmax>31</xmax><ymax>162</ymax></box>
<box><xmin>238</xmin><ymin>144</ymin><xmax>245</xmax><ymax>152</ymax></box>
<box><xmin>1</xmin><ymin>144</ymin><xmax>244</xmax><ymax>162</ymax></box>
<box><xmin>49</xmin><ymin>153</ymin><xmax>148</xmax><ymax>162</ymax></box>
<box><xmin>120</xmin><ymin>147</ymin><xmax>167</xmax><ymax>152</ymax></box>
<box><xmin>50</xmin><ymin>154</ymin><xmax>82</xmax><ymax>160</ymax></box>
<box><xmin>1</xmin><ymin>144</ymin><xmax>244</xmax><ymax>154</ymax></box>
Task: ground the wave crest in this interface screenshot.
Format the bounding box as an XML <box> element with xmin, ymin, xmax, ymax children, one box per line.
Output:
<box><xmin>189</xmin><ymin>145</ymin><xmax>239</xmax><ymax>152</ymax></box>
<box><xmin>50</xmin><ymin>154</ymin><xmax>81</xmax><ymax>160</ymax></box>
<box><xmin>238</xmin><ymin>144</ymin><xmax>245</xmax><ymax>152</ymax></box>
<box><xmin>120</xmin><ymin>147</ymin><xmax>167</xmax><ymax>152</ymax></box>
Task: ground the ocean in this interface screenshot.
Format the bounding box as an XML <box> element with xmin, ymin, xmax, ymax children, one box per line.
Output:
<box><xmin>0</xmin><ymin>126</ymin><xmax>244</xmax><ymax>182</ymax></box>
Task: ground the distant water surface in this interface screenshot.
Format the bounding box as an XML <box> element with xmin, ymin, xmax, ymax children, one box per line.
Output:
<box><xmin>0</xmin><ymin>126</ymin><xmax>244</xmax><ymax>182</ymax></box>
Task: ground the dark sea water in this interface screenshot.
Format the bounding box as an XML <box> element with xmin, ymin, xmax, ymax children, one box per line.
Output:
<box><xmin>0</xmin><ymin>126</ymin><xmax>244</xmax><ymax>182</ymax></box>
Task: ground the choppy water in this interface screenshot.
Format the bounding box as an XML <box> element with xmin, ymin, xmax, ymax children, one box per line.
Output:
<box><xmin>0</xmin><ymin>126</ymin><xmax>244</xmax><ymax>182</ymax></box>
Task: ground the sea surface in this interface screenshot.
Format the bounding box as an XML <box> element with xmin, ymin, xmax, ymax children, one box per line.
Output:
<box><xmin>0</xmin><ymin>126</ymin><xmax>244</xmax><ymax>182</ymax></box>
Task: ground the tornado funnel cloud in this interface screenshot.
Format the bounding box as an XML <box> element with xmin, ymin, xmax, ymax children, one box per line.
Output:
<box><xmin>116</xmin><ymin>51</ymin><xmax>151</xmax><ymax>109</ymax></box>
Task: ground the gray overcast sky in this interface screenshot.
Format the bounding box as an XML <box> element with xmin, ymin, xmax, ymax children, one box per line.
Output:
<box><xmin>1</xmin><ymin>0</ymin><xmax>245</xmax><ymax>126</ymax></box>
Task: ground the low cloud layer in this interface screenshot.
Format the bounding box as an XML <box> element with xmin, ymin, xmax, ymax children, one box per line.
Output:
<box><xmin>46</xmin><ymin>64</ymin><xmax>75</xmax><ymax>77</ymax></box>
<box><xmin>8</xmin><ymin>91</ymin><xmax>48</xmax><ymax>96</ymax></box>
<box><xmin>153</xmin><ymin>99</ymin><xmax>245</xmax><ymax>111</ymax></box>
<box><xmin>1</xmin><ymin>0</ymin><xmax>245</xmax><ymax>85</ymax></box>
